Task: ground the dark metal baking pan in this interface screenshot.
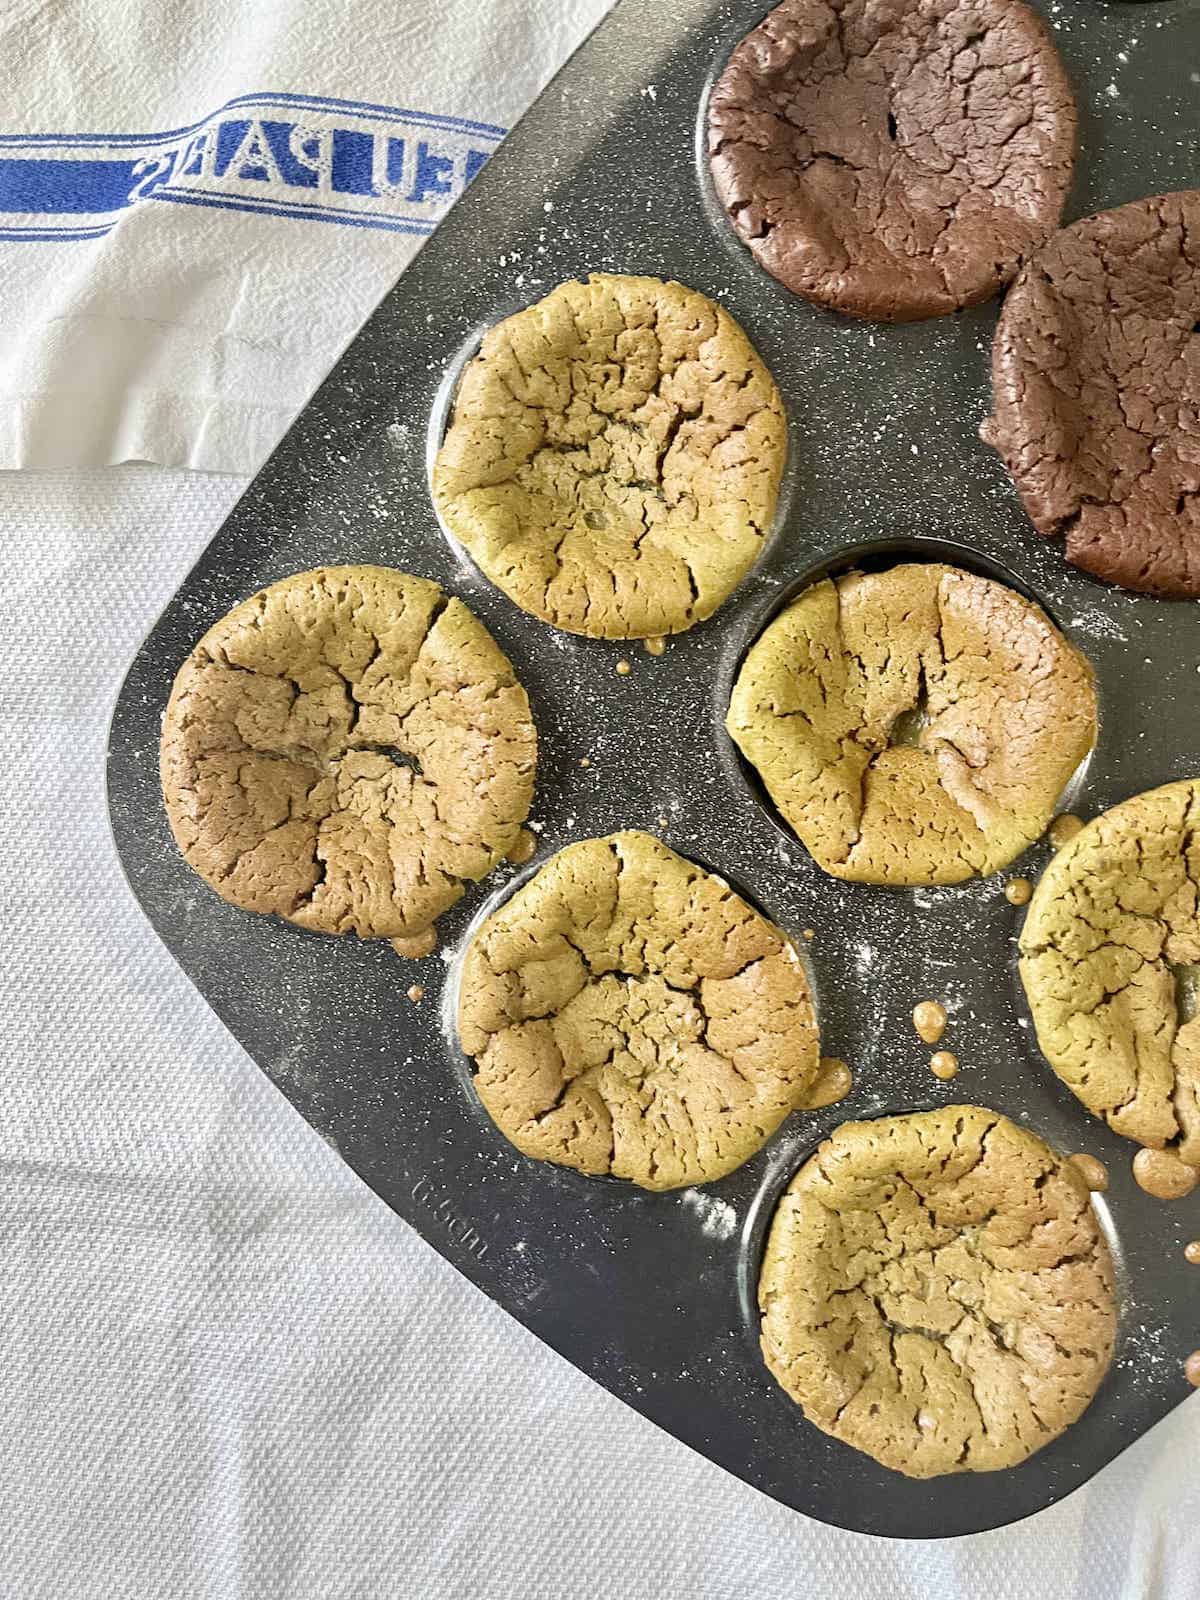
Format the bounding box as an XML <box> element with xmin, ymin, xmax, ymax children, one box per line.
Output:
<box><xmin>107</xmin><ymin>0</ymin><xmax>1200</xmax><ymax>1537</ymax></box>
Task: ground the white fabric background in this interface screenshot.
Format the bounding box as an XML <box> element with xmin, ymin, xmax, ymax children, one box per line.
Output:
<box><xmin>2</xmin><ymin>469</ymin><xmax>1198</xmax><ymax>1600</ymax></box>
<box><xmin>2</xmin><ymin>0</ymin><xmax>1199</xmax><ymax>1592</ymax></box>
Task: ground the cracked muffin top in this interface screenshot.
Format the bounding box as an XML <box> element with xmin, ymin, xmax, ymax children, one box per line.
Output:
<box><xmin>1020</xmin><ymin>780</ymin><xmax>1200</xmax><ymax>1169</ymax></box>
<box><xmin>984</xmin><ymin>191</ymin><xmax>1200</xmax><ymax>597</ymax></box>
<box><xmin>431</xmin><ymin>274</ymin><xmax>787</xmax><ymax>639</ymax></box>
<box><xmin>456</xmin><ymin>830</ymin><xmax>818</xmax><ymax>1189</ymax></box>
<box><xmin>726</xmin><ymin>562</ymin><xmax>1096</xmax><ymax>885</ymax></box>
<box><xmin>707</xmin><ymin>0</ymin><xmax>1076</xmax><ymax>321</ymax></box>
<box><xmin>160</xmin><ymin>566</ymin><xmax>536</xmax><ymax>946</ymax></box>
<box><xmin>759</xmin><ymin>1106</ymin><xmax>1116</xmax><ymax>1477</ymax></box>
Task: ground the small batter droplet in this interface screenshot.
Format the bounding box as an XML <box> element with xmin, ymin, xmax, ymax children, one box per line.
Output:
<box><xmin>1069</xmin><ymin>1152</ymin><xmax>1109</xmax><ymax>1193</ymax></box>
<box><xmin>579</xmin><ymin>757</ymin><xmax>591</xmax><ymax>769</ymax></box>
<box><xmin>406</xmin><ymin>984</ymin><xmax>425</xmax><ymax>1004</ymax></box>
<box><xmin>390</xmin><ymin>927</ymin><xmax>437</xmax><ymax>961</ymax></box>
<box><xmin>1048</xmin><ymin>813</ymin><xmax>1084</xmax><ymax>850</ymax></box>
<box><xmin>1132</xmin><ymin>1146</ymin><xmax>1199</xmax><ymax>1201</ymax></box>
<box><xmin>1186</xmin><ymin>1351</ymin><xmax>1200</xmax><ymax>1389</ymax></box>
<box><xmin>643</xmin><ymin>636</ymin><xmax>666</xmax><ymax>656</ymax></box>
<box><xmin>929</xmin><ymin>1050</ymin><xmax>959</xmax><ymax>1081</ymax></box>
<box><xmin>1184</xmin><ymin>1240</ymin><xmax>1200</xmax><ymax>1266</ymax></box>
<box><xmin>913</xmin><ymin>1000</ymin><xmax>947</xmax><ymax>1044</ymax></box>
<box><xmin>615</xmin><ymin>658</ymin><xmax>633</xmax><ymax>676</ymax></box>
<box><xmin>1005</xmin><ymin>877</ymin><xmax>1033</xmax><ymax>906</ymax></box>
<box><xmin>507</xmin><ymin>828</ymin><xmax>537</xmax><ymax>866</ymax></box>
<box><xmin>802</xmin><ymin>928</ymin><xmax>815</xmax><ymax>941</ymax></box>
<box><xmin>800</xmin><ymin>1057</ymin><xmax>853</xmax><ymax>1110</ymax></box>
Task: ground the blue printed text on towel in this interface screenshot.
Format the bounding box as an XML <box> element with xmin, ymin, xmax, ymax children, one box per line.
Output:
<box><xmin>0</xmin><ymin>92</ymin><xmax>506</xmax><ymax>241</ymax></box>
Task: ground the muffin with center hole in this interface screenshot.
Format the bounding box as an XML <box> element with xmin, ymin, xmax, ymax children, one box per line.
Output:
<box><xmin>160</xmin><ymin>565</ymin><xmax>536</xmax><ymax>952</ymax></box>
<box><xmin>726</xmin><ymin>562</ymin><xmax>1096</xmax><ymax>885</ymax></box>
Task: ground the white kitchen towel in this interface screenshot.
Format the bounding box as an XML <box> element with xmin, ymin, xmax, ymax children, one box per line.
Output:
<box><xmin>0</xmin><ymin>0</ymin><xmax>615</xmax><ymax>473</ymax></box>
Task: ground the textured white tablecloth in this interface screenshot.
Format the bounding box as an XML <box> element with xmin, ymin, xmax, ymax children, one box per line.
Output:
<box><xmin>1</xmin><ymin>462</ymin><xmax>1197</xmax><ymax>1599</ymax></box>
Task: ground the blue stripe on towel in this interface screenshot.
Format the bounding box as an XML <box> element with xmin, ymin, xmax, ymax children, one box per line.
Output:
<box><xmin>0</xmin><ymin>91</ymin><xmax>505</xmax><ymax>241</ymax></box>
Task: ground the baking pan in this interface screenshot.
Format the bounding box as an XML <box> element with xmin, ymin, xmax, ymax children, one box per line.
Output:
<box><xmin>107</xmin><ymin>0</ymin><xmax>1200</xmax><ymax>1537</ymax></box>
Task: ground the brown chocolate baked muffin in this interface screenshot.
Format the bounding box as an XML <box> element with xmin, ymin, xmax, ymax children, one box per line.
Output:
<box><xmin>708</xmin><ymin>0</ymin><xmax>1076</xmax><ymax>321</ymax></box>
<box><xmin>985</xmin><ymin>191</ymin><xmax>1200</xmax><ymax>597</ymax></box>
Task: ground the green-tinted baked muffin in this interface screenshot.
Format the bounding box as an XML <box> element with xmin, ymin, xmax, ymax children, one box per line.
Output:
<box><xmin>433</xmin><ymin>273</ymin><xmax>786</xmax><ymax>640</ymax></box>
<box><xmin>1020</xmin><ymin>779</ymin><xmax>1200</xmax><ymax>1170</ymax></box>
<box><xmin>457</xmin><ymin>830</ymin><xmax>817</xmax><ymax>1188</ymax></box>
<box><xmin>760</xmin><ymin>1106</ymin><xmax>1116</xmax><ymax>1477</ymax></box>
<box><xmin>728</xmin><ymin>562</ymin><xmax>1095</xmax><ymax>885</ymax></box>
